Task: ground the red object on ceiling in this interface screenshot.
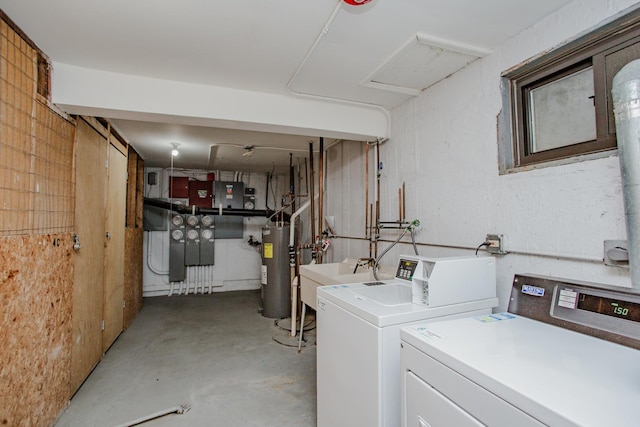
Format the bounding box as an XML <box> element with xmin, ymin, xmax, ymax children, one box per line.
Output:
<box><xmin>343</xmin><ymin>0</ymin><xmax>372</xmax><ymax>5</ymax></box>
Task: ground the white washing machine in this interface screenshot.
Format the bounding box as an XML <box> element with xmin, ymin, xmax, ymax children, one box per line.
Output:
<box><xmin>316</xmin><ymin>255</ymin><xmax>498</xmax><ymax>427</ymax></box>
<box><xmin>400</xmin><ymin>274</ymin><xmax>640</xmax><ymax>427</ymax></box>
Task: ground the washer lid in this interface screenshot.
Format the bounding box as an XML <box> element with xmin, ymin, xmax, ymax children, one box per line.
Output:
<box><xmin>317</xmin><ymin>282</ymin><xmax>497</xmax><ymax>327</ymax></box>
<box><xmin>401</xmin><ymin>315</ymin><xmax>640</xmax><ymax>427</ymax></box>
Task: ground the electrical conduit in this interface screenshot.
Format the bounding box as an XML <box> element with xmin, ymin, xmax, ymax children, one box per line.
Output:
<box><xmin>612</xmin><ymin>59</ymin><xmax>640</xmax><ymax>288</ymax></box>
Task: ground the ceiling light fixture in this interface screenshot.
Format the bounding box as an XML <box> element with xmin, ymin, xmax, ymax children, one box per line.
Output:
<box><xmin>171</xmin><ymin>142</ymin><xmax>180</xmax><ymax>157</ymax></box>
<box><xmin>242</xmin><ymin>145</ymin><xmax>255</xmax><ymax>158</ymax></box>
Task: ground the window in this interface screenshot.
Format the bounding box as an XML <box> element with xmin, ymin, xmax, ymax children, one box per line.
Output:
<box><xmin>504</xmin><ymin>8</ymin><xmax>640</xmax><ymax>169</ymax></box>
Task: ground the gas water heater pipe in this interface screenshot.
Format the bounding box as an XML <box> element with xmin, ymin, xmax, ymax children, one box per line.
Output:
<box><xmin>290</xmin><ymin>196</ymin><xmax>318</xmax><ymax>248</ymax></box>
<box><xmin>612</xmin><ymin>59</ymin><xmax>640</xmax><ymax>288</ymax></box>
<box><xmin>309</xmin><ymin>142</ymin><xmax>316</xmax><ymax>249</ymax></box>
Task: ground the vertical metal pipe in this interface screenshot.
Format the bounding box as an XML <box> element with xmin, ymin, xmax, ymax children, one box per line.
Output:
<box><xmin>365</xmin><ymin>142</ymin><xmax>369</xmax><ymax>239</ymax></box>
<box><xmin>612</xmin><ymin>59</ymin><xmax>640</xmax><ymax>288</ymax></box>
<box><xmin>369</xmin><ymin>203</ymin><xmax>373</xmax><ymax>258</ymax></box>
<box><xmin>309</xmin><ymin>142</ymin><xmax>316</xmax><ymax>251</ymax></box>
<box><xmin>402</xmin><ymin>181</ymin><xmax>406</xmax><ymax>222</ymax></box>
<box><xmin>375</xmin><ymin>141</ymin><xmax>381</xmax><ymax>258</ymax></box>
<box><xmin>289</xmin><ymin>152</ymin><xmax>295</xmax><ymax>213</ymax></box>
<box><xmin>318</xmin><ymin>137</ymin><xmax>325</xmax><ymax>263</ymax></box>
<box><xmin>265</xmin><ymin>172</ymin><xmax>270</xmax><ymax>210</ymax></box>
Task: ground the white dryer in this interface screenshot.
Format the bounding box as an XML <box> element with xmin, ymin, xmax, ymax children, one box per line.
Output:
<box><xmin>400</xmin><ymin>274</ymin><xmax>640</xmax><ymax>427</ymax></box>
<box><xmin>317</xmin><ymin>255</ymin><xmax>498</xmax><ymax>427</ymax></box>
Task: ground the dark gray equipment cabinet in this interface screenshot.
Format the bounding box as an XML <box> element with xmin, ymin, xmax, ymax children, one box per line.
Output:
<box><xmin>200</xmin><ymin>214</ymin><xmax>215</xmax><ymax>265</ymax></box>
<box><xmin>214</xmin><ymin>181</ymin><xmax>245</xmax><ymax>239</ymax></box>
<box><xmin>169</xmin><ymin>213</ymin><xmax>186</xmax><ymax>282</ymax></box>
<box><xmin>143</xmin><ymin>199</ymin><xmax>168</xmax><ymax>231</ymax></box>
<box><xmin>215</xmin><ymin>181</ymin><xmax>245</xmax><ymax>209</ymax></box>
<box><xmin>214</xmin><ymin>216</ymin><xmax>243</xmax><ymax>239</ymax></box>
<box><xmin>184</xmin><ymin>214</ymin><xmax>201</xmax><ymax>266</ymax></box>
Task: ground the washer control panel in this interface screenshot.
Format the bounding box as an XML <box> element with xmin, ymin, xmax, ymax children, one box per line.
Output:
<box><xmin>396</xmin><ymin>258</ymin><xmax>418</xmax><ymax>281</ymax></box>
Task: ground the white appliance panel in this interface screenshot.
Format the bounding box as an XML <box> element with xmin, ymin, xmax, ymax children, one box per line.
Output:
<box><xmin>406</xmin><ymin>371</ymin><xmax>483</xmax><ymax>427</ymax></box>
<box><xmin>400</xmin><ymin>336</ymin><xmax>544</xmax><ymax>427</ymax></box>
<box><xmin>317</xmin><ymin>296</ymin><xmax>381</xmax><ymax>427</ymax></box>
<box><xmin>317</xmin><ymin>281</ymin><xmax>496</xmax><ymax>427</ymax></box>
<box><xmin>401</xmin><ymin>315</ymin><xmax>640</xmax><ymax>427</ymax></box>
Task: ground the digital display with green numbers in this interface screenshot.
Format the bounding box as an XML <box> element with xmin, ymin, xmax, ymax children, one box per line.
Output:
<box><xmin>577</xmin><ymin>293</ymin><xmax>640</xmax><ymax>323</ymax></box>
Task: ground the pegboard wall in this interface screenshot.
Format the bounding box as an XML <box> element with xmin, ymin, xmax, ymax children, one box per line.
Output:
<box><xmin>0</xmin><ymin>16</ymin><xmax>75</xmax><ymax>236</ymax></box>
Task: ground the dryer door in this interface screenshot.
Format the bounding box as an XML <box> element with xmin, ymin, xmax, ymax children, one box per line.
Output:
<box><xmin>406</xmin><ymin>371</ymin><xmax>483</xmax><ymax>427</ymax></box>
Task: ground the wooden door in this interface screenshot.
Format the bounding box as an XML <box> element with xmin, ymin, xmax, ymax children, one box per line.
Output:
<box><xmin>102</xmin><ymin>141</ymin><xmax>127</xmax><ymax>351</ymax></box>
<box><xmin>71</xmin><ymin>119</ymin><xmax>107</xmax><ymax>392</ymax></box>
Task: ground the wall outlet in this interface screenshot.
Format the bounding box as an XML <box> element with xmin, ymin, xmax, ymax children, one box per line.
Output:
<box><xmin>485</xmin><ymin>234</ymin><xmax>507</xmax><ymax>255</ymax></box>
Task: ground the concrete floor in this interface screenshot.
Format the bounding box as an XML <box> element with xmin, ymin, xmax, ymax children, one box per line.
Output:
<box><xmin>56</xmin><ymin>291</ymin><xmax>317</xmax><ymax>427</ymax></box>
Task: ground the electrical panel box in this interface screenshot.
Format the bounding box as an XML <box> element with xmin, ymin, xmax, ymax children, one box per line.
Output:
<box><xmin>184</xmin><ymin>214</ymin><xmax>201</xmax><ymax>266</ymax></box>
<box><xmin>215</xmin><ymin>181</ymin><xmax>245</xmax><ymax>209</ymax></box>
<box><xmin>169</xmin><ymin>213</ymin><xmax>186</xmax><ymax>282</ymax></box>
<box><xmin>244</xmin><ymin>187</ymin><xmax>256</xmax><ymax>210</ymax></box>
<box><xmin>215</xmin><ymin>216</ymin><xmax>243</xmax><ymax>239</ymax></box>
<box><xmin>200</xmin><ymin>214</ymin><xmax>215</xmax><ymax>265</ymax></box>
<box><xmin>143</xmin><ymin>199</ymin><xmax>167</xmax><ymax>231</ymax></box>
<box><xmin>147</xmin><ymin>172</ymin><xmax>158</xmax><ymax>185</ymax></box>
<box><xmin>170</xmin><ymin>176</ymin><xmax>189</xmax><ymax>198</ymax></box>
<box><xmin>188</xmin><ymin>180</ymin><xmax>214</xmax><ymax>208</ymax></box>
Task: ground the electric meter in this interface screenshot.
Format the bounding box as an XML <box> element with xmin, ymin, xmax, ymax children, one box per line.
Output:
<box><xmin>201</xmin><ymin>215</ymin><xmax>213</xmax><ymax>227</ymax></box>
<box><xmin>171</xmin><ymin>215</ymin><xmax>184</xmax><ymax>227</ymax></box>
<box><xmin>186</xmin><ymin>215</ymin><xmax>199</xmax><ymax>227</ymax></box>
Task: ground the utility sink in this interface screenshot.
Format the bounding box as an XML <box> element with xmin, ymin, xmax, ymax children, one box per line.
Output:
<box><xmin>299</xmin><ymin>259</ymin><xmax>394</xmax><ymax>309</ymax></box>
<box><xmin>352</xmin><ymin>283</ymin><xmax>412</xmax><ymax>306</ymax></box>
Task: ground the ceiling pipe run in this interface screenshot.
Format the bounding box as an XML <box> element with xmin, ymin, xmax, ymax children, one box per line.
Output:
<box><xmin>144</xmin><ymin>197</ymin><xmax>281</xmax><ymax>219</ymax></box>
<box><xmin>285</xmin><ymin>0</ymin><xmax>390</xmax><ymax>138</ymax></box>
<box><xmin>612</xmin><ymin>59</ymin><xmax>640</xmax><ymax>288</ymax></box>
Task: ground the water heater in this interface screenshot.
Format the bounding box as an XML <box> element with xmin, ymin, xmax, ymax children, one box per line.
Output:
<box><xmin>261</xmin><ymin>225</ymin><xmax>298</xmax><ymax>318</ymax></box>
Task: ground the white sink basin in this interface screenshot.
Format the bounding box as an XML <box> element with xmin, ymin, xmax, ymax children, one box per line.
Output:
<box><xmin>299</xmin><ymin>259</ymin><xmax>394</xmax><ymax>309</ymax></box>
<box><xmin>352</xmin><ymin>283</ymin><xmax>412</xmax><ymax>306</ymax></box>
<box><xmin>300</xmin><ymin>259</ymin><xmax>393</xmax><ymax>287</ymax></box>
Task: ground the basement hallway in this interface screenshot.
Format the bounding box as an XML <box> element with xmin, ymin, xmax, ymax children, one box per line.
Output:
<box><xmin>55</xmin><ymin>291</ymin><xmax>317</xmax><ymax>427</ymax></box>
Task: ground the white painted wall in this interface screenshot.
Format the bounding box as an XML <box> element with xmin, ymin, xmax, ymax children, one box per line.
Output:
<box><xmin>326</xmin><ymin>0</ymin><xmax>638</xmax><ymax>311</ymax></box>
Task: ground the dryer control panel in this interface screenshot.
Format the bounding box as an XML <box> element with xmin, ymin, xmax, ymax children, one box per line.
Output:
<box><xmin>510</xmin><ymin>274</ymin><xmax>640</xmax><ymax>350</ymax></box>
<box><xmin>552</xmin><ymin>284</ymin><xmax>640</xmax><ymax>340</ymax></box>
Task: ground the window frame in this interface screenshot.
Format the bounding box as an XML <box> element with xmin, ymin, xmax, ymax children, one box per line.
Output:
<box><xmin>504</xmin><ymin>8</ymin><xmax>640</xmax><ymax>169</ymax></box>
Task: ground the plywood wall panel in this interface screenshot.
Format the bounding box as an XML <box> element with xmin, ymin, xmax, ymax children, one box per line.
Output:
<box><xmin>70</xmin><ymin>119</ymin><xmax>106</xmax><ymax>394</ymax></box>
<box><xmin>136</xmin><ymin>156</ymin><xmax>144</xmax><ymax>228</ymax></box>
<box><xmin>123</xmin><ymin>227</ymin><xmax>143</xmax><ymax>330</ymax></box>
<box><xmin>102</xmin><ymin>144</ymin><xmax>126</xmax><ymax>351</ymax></box>
<box><xmin>126</xmin><ymin>150</ymin><xmax>138</xmax><ymax>228</ymax></box>
<box><xmin>0</xmin><ymin>234</ymin><xmax>73</xmax><ymax>426</ymax></box>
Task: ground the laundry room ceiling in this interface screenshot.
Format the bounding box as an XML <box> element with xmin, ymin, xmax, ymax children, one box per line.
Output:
<box><xmin>0</xmin><ymin>0</ymin><xmax>574</xmax><ymax>171</ymax></box>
